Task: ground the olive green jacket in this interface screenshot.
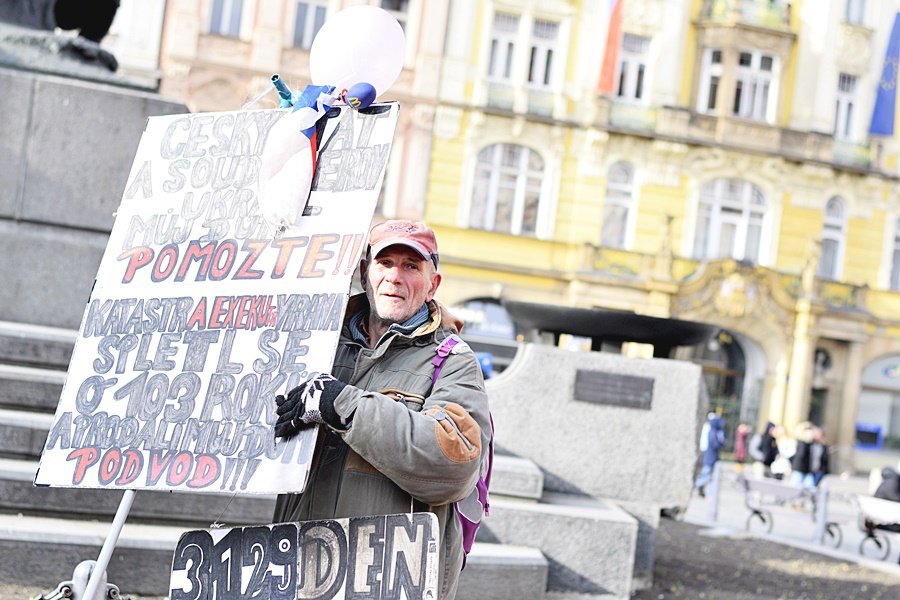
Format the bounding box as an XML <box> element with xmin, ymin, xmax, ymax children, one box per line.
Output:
<box><xmin>274</xmin><ymin>294</ymin><xmax>491</xmax><ymax>599</ymax></box>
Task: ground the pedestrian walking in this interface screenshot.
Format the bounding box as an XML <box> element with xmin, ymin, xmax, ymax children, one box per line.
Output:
<box><xmin>694</xmin><ymin>414</ymin><xmax>725</xmax><ymax>497</ymax></box>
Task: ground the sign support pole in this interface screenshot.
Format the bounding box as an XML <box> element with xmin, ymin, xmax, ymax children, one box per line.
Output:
<box><xmin>82</xmin><ymin>489</ymin><xmax>137</xmax><ymax>600</ymax></box>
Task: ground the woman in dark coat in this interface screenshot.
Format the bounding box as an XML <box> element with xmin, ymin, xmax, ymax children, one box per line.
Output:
<box><xmin>760</xmin><ymin>422</ymin><xmax>780</xmax><ymax>476</ymax></box>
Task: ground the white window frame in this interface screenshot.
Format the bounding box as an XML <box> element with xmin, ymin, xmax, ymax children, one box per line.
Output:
<box><xmin>818</xmin><ymin>196</ymin><xmax>847</xmax><ymax>280</ymax></box>
<box><xmin>487</xmin><ymin>12</ymin><xmax>520</xmax><ymax>82</ymax></box>
<box><xmin>834</xmin><ymin>73</ymin><xmax>858</xmax><ymax>141</ymax></box>
<box><xmin>846</xmin><ymin>0</ymin><xmax>866</xmax><ymax>25</ymax></box>
<box><xmin>380</xmin><ymin>0</ymin><xmax>409</xmax><ymax>31</ymax></box>
<box><xmin>527</xmin><ymin>19</ymin><xmax>559</xmax><ymax>90</ymax></box>
<box><xmin>733</xmin><ymin>50</ymin><xmax>777</xmax><ymax>122</ymax></box>
<box><xmin>209</xmin><ymin>0</ymin><xmax>244</xmax><ymax>38</ymax></box>
<box><xmin>693</xmin><ymin>179</ymin><xmax>768</xmax><ymax>263</ymax></box>
<box><xmin>890</xmin><ymin>218</ymin><xmax>900</xmax><ymax>291</ymax></box>
<box><xmin>616</xmin><ymin>33</ymin><xmax>650</xmax><ymax>102</ymax></box>
<box><xmin>469</xmin><ymin>143</ymin><xmax>545</xmax><ymax>237</ymax></box>
<box><xmin>292</xmin><ymin>1</ymin><xmax>327</xmax><ymax>50</ymax></box>
<box><xmin>602</xmin><ymin>161</ymin><xmax>636</xmax><ymax>249</ymax></box>
<box><xmin>697</xmin><ymin>48</ymin><xmax>723</xmax><ymax>113</ymax></box>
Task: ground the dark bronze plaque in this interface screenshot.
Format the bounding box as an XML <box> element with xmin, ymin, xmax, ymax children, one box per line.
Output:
<box><xmin>574</xmin><ymin>369</ymin><xmax>654</xmax><ymax>410</ymax></box>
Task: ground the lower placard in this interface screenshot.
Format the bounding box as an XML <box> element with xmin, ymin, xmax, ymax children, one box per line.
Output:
<box><xmin>169</xmin><ymin>512</ymin><xmax>439</xmax><ymax>600</ymax></box>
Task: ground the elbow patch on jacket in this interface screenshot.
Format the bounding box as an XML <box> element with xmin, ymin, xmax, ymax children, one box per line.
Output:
<box><xmin>427</xmin><ymin>403</ymin><xmax>482</xmax><ymax>463</ymax></box>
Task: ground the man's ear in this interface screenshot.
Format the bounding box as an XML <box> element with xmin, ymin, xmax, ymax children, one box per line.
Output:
<box><xmin>426</xmin><ymin>272</ymin><xmax>442</xmax><ymax>301</ymax></box>
<box><xmin>360</xmin><ymin>259</ymin><xmax>369</xmax><ymax>290</ymax></box>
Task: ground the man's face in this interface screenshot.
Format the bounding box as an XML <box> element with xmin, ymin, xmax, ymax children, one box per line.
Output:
<box><xmin>363</xmin><ymin>245</ymin><xmax>441</xmax><ymax>325</ymax></box>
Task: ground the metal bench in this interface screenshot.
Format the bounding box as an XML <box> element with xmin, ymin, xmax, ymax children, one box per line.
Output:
<box><xmin>739</xmin><ymin>475</ymin><xmax>842</xmax><ymax>547</ymax></box>
<box><xmin>856</xmin><ymin>494</ymin><xmax>900</xmax><ymax>562</ymax></box>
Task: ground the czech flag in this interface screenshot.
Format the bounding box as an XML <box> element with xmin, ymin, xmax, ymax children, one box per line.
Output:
<box><xmin>597</xmin><ymin>0</ymin><xmax>624</xmax><ymax>94</ymax></box>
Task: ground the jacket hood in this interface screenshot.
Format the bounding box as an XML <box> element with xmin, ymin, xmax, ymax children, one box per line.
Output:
<box><xmin>432</xmin><ymin>299</ymin><xmax>464</xmax><ymax>333</ymax></box>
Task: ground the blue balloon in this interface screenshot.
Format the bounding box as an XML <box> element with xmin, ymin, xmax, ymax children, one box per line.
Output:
<box><xmin>345</xmin><ymin>82</ymin><xmax>376</xmax><ymax>110</ymax></box>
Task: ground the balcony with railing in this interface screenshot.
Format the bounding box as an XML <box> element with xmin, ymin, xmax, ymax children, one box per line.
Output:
<box><xmin>702</xmin><ymin>0</ymin><xmax>791</xmax><ymax>29</ymax></box>
<box><xmin>527</xmin><ymin>89</ymin><xmax>555</xmax><ymax>118</ymax></box>
<box><xmin>486</xmin><ymin>82</ymin><xmax>515</xmax><ymax>111</ymax></box>
<box><xmin>832</xmin><ymin>141</ymin><xmax>872</xmax><ymax>170</ymax></box>
<box><xmin>609</xmin><ymin>102</ymin><xmax>658</xmax><ymax>131</ymax></box>
<box><xmin>582</xmin><ymin>245</ymin><xmax>880</xmax><ymax>316</ymax></box>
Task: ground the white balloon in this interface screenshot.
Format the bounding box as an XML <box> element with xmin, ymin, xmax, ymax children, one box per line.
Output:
<box><xmin>309</xmin><ymin>5</ymin><xmax>405</xmax><ymax>97</ymax></box>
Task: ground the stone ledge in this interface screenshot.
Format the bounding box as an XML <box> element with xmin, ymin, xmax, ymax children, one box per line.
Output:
<box><xmin>484</xmin><ymin>495</ymin><xmax>638</xmax><ymax>600</ymax></box>
<box><xmin>491</xmin><ymin>454</ymin><xmax>544</xmax><ymax>501</ymax></box>
<box><xmin>0</xmin><ymin>320</ymin><xmax>76</xmax><ymax>369</ymax></box>
<box><xmin>459</xmin><ymin>542</ymin><xmax>548</xmax><ymax>600</ymax></box>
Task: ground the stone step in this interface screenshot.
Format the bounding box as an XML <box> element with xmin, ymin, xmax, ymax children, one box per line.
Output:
<box><xmin>458</xmin><ymin>543</ymin><xmax>548</xmax><ymax>600</ymax></box>
<box><xmin>0</xmin><ymin>513</ymin><xmax>177</xmax><ymax>596</ymax></box>
<box><xmin>0</xmin><ymin>408</ymin><xmax>53</xmax><ymax>458</ymax></box>
<box><xmin>491</xmin><ymin>454</ymin><xmax>544</xmax><ymax>501</ymax></box>
<box><xmin>0</xmin><ymin>320</ymin><xmax>76</xmax><ymax>369</ymax></box>
<box><xmin>481</xmin><ymin>494</ymin><xmax>639</xmax><ymax>600</ymax></box>
<box><xmin>0</xmin><ymin>513</ymin><xmax>549</xmax><ymax>599</ymax></box>
<box><xmin>0</xmin><ymin>458</ymin><xmax>275</xmax><ymax>527</ymax></box>
<box><xmin>0</xmin><ymin>363</ymin><xmax>65</xmax><ymax>412</ymax></box>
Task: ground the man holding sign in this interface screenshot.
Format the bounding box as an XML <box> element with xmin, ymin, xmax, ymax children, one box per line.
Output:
<box><xmin>272</xmin><ymin>220</ymin><xmax>491</xmax><ymax>600</ymax></box>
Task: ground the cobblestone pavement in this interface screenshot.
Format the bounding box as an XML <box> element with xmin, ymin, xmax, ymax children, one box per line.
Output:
<box><xmin>633</xmin><ymin>517</ymin><xmax>899</xmax><ymax>600</ymax></box>
<box><xmin>632</xmin><ymin>462</ymin><xmax>900</xmax><ymax>599</ymax></box>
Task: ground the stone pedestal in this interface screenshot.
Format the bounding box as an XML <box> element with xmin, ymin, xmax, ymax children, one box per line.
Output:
<box><xmin>0</xmin><ymin>65</ymin><xmax>186</xmax><ymax>328</ymax></box>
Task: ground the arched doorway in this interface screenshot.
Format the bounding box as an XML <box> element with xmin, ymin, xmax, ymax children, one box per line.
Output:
<box><xmin>683</xmin><ymin>329</ymin><xmax>765</xmax><ymax>450</ymax></box>
<box><xmin>692</xmin><ymin>330</ymin><xmax>745</xmax><ymax>450</ymax></box>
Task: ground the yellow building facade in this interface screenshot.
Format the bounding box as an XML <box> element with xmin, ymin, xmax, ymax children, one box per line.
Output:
<box><xmin>426</xmin><ymin>0</ymin><xmax>900</xmax><ymax>472</ymax></box>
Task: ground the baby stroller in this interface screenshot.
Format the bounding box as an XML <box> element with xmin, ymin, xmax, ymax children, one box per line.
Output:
<box><xmin>856</xmin><ymin>494</ymin><xmax>900</xmax><ymax>561</ymax></box>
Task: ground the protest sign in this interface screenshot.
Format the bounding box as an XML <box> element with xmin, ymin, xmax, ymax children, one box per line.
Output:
<box><xmin>169</xmin><ymin>512</ymin><xmax>439</xmax><ymax>600</ymax></box>
<box><xmin>35</xmin><ymin>103</ymin><xmax>399</xmax><ymax>494</ymax></box>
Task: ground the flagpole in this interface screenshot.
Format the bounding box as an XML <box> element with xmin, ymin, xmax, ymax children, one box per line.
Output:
<box><xmin>82</xmin><ymin>489</ymin><xmax>137</xmax><ymax>600</ymax></box>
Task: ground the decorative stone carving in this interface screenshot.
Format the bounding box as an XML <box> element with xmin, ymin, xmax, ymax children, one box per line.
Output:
<box><xmin>836</xmin><ymin>23</ymin><xmax>873</xmax><ymax>75</ymax></box>
<box><xmin>623</xmin><ymin>0</ymin><xmax>665</xmax><ymax>33</ymax></box>
<box><xmin>674</xmin><ymin>260</ymin><xmax>794</xmax><ymax>336</ymax></box>
<box><xmin>433</xmin><ymin>106</ymin><xmax>463</xmax><ymax>138</ymax></box>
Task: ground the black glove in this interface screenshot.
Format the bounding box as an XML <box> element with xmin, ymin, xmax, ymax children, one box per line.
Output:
<box><xmin>274</xmin><ymin>372</ymin><xmax>347</xmax><ymax>439</ymax></box>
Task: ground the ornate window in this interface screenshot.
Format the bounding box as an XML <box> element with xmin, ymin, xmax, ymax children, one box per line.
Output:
<box><xmin>818</xmin><ymin>196</ymin><xmax>847</xmax><ymax>280</ymax></box>
<box><xmin>293</xmin><ymin>1</ymin><xmax>327</xmax><ymax>49</ymax></box>
<box><xmin>693</xmin><ymin>179</ymin><xmax>767</xmax><ymax>263</ymax></box>
<box><xmin>528</xmin><ymin>19</ymin><xmax>560</xmax><ymax>89</ymax></box>
<box><xmin>698</xmin><ymin>48</ymin><xmax>723</xmax><ymax>112</ymax></box>
<box><xmin>470</xmin><ymin>144</ymin><xmax>544</xmax><ymax>236</ymax></box>
<box><xmin>617</xmin><ymin>34</ymin><xmax>650</xmax><ymax>102</ymax></box>
<box><xmin>846</xmin><ymin>0</ymin><xmax>866</xmax><ymax>25</ymax></box>
<box><xmin>834</xmin><ymin>73</ymin><xmax>858</xmax><ymax>141</ymax></box>
<box><xmin>487</xmin><ymin>12</ymin><xmax>519</xmax><ymax>82</ymax></box>
<box><xmin>209</xmin><ymin>0</ymin><xmax>244</xmax><ymax>37</ymax></box>
<box><xmin>602</xmin><ymin>161</ymin><xmax>635</xmax><ymax>248</ymax></box>
<box><xmin>733</xmin><ymin>51</ymin><xmax>776</xmax><ymax>122</ymax></box>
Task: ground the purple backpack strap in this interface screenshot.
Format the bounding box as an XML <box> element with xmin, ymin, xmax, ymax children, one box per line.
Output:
<box><xmin>430</xmin><ymin>335</ymin><xmax>493</xmax><ymax>566</ymax></box>
<box><xmin>430</xmin><ymin>336</ymin><xmax>460</xmax><ymax>393</ymax></box>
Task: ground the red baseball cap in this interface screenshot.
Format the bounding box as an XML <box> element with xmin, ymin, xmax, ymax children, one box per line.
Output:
<box><xmin>368</xmin><ymin>220</ymin><xmax>439</xmax><ymax>268</ymax></box>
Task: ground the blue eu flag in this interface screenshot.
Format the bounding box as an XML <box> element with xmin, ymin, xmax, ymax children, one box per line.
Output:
<box><xmin>870</xmin><ymin>13</ymin><xmax>900</xmax><ymax>136</ymax></box>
